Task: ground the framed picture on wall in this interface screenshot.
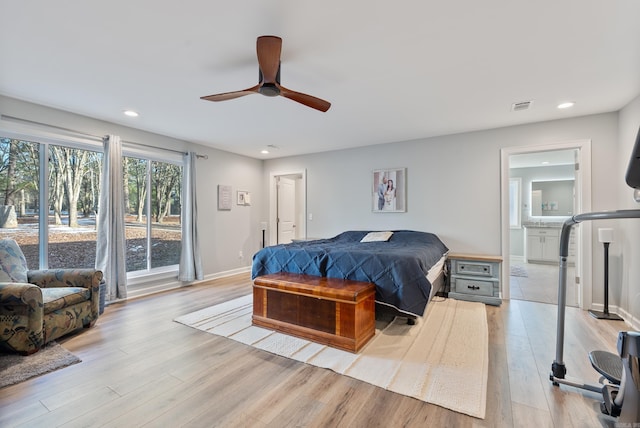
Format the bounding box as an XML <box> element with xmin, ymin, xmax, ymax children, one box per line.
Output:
<box><xmin>372</xmin><ymin>168</ymin><xmax>406</xmax><ymax>212</ymax></box>
<box><xmin>237</xmin><ymin>190</ymin><xmax>251</xmax><ymax>206</ymax></box>
<box><xmin>218</xmin><ymin>185</ymin><xmax>232</xmax><ymax>210</ymax></box>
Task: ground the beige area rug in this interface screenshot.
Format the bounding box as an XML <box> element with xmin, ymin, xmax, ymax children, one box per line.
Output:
<box><xmin>175</xmin><ymin>294</ymin><xmax>489</xmax><ymax>419</ymax></box>
<box><xmin>0</xmin><ymin>342</ymin><xmax>81</xmax><ymax>389</ymax></box>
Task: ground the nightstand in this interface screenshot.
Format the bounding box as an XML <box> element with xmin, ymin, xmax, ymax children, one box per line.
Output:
<box><xmin>447</xmin><ymin>253</ymin><xmax>502</xmax><ymax>305</ymax></box>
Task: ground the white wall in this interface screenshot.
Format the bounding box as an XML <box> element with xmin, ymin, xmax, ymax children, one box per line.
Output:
<box><xmin>616</xmin><ymin>94</ymin><xmax>640</xmax><ymax>323</ymax></box>
<box><xmin>264</xmin><ymin>113</ymin><xmax>619</xmax><ymax>255</ymax></box>
<box><xmin>0</xmin><ymin>95</ymin><xmax>264</xmax><ymax>281</ymax></box>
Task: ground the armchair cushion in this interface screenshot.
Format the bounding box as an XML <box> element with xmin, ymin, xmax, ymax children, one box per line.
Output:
<box><xmin>42</xmin><ymin>287</ymin><xmax>91</xmax><ymax>314</ymax></box>
<box><xmin>0</xmin><ymin>239</ymin><xmax>29</xmax><ymax>283</ymax></box>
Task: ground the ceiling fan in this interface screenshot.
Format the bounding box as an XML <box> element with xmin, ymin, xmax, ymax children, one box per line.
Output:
<box><xmin>201</xmin><ymin>36</ymin><xmax>331</xmax><ymax>112</ymax></box>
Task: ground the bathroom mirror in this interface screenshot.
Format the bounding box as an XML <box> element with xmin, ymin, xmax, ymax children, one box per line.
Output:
<box><xmin>531</xmin><ymin>179</ymin><xmax>574</xmax><ymax>217</ymax></box>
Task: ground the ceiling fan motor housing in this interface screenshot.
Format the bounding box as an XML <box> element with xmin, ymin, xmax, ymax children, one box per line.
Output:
<box><xmin>258</xmin><ymin>66</ymin><xmax>281</xmax><ymax>96</ymax></box>
<box><xmin>259</xmin><ymin>83</ymin><xmax>280</xmax><ymax>97</ymax></box>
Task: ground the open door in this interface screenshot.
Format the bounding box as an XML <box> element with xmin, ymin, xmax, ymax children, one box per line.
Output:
<box><xmin>269</xmin><ymin>170</ymin><xmax>306</xmax><ymax>246</ymax></box>
<box><xmin>277</xmin><ymin>176</ymin><xmax>296</xmax><ymax>244</ymax></box>
<box><xmin>501</xmin><ymin>140</ymin><xmax>592</xmax><ymax>308</ymax></box>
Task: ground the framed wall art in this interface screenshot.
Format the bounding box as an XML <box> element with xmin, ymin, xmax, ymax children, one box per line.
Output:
<box><xmin>237</xmin><ymin>190</ymin><xmax>251</xmax><ymax>206</ymax></box>
<box><xmin>218</xmin><ymin>184</ymin><xmax>232</xmax><ymax>210</ymax></box>
<box><xmin>372</xmin><ymin>168</ymin><xmax>406</xmax><ymax>213</ymax></box>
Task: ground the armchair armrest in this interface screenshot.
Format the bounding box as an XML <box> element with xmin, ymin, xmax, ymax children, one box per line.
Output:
<box><xmin>0</xmin><ymin>282</ymin><xmax>43</xmax><ymax>308</ymax></box>
<box><xmin>27</xmin><ymin>269</ymin><xmax>103</xmax><ymax>290</ymax></box>
<box><xmin>0</xmin><ymin>282</ymin><xmax>44</xmax><ymax>354</ymax></box>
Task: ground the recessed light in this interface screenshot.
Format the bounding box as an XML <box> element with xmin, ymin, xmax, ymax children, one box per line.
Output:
<box><xmin>557</xmin><ymin>102</ymin><xmax>575</xmax><ymax>109</ymax></box>
<box><xmin>541</xmin><ymin>161</ymin><xmax>550</xmax><ymax>165</ymax></box>
<box><xmin>261</xmin><ymin>149</ymin><xmax>269</xmax><ymax>154</ymax></box>
<box><xmin>123</xmin><ymin>110</ymin><xmax>139</xmax><ymax>117</ymax></box>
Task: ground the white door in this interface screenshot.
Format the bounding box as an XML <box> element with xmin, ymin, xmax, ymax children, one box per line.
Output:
<box><xmin>277</xmin><ymin>177</ymin><xmax>296</xmax><ymax>244</ymax></box>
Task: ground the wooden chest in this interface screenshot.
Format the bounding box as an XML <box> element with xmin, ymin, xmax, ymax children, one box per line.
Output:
<box><xmin>252</xmin><ymin>273</ymin><xmax>376</xmax><ymax>353</ymax></box>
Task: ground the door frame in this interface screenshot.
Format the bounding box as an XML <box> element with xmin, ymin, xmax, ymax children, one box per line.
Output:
<box><xmin>500</xmin><ymin>140</ymin><xmax>592</xmax><ymax>309</ymax></box>
<box><xmin>269</xmin><ymin>169</ymin><xmax>307</xmax><ymax>246</ymax></box>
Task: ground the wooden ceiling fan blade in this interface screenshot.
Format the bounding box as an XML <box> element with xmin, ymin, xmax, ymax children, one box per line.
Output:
<box><xmin>200</xmin><ymin>85</ymin><xmax>260</xmax><ymax>102</ymax></box>
<box><xmin>279</xmin><ymin>85</ymin><xmax>331</xmax><ymax>112</ymax></box>
<box><xmin>201</xmin><ymin>37</ymin><xmax>331</xmax><ymax>111</ymax></box>
<box><xmin>256</xmin><ymin>36</ymin><xmax>282</xmax><ymax>84</ymax></box>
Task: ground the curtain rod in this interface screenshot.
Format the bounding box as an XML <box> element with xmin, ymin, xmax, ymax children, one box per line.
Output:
<box><xmin>0</xmin><ymin>114</ymin><xmax>208</xmax><ymax>159</ymax></box>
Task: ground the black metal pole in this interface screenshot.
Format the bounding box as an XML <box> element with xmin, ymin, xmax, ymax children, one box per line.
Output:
<box><xmin>604</xmin><ymin>242</ymin><xmax>610</xmax><ymax>315</ymax></box>
<box><xmin>588</xmin><ymin>233</ymin><xmax>623</xmax><ymax>320</ymax></box>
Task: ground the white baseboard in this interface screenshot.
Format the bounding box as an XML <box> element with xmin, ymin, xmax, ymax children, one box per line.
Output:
<box><xmin>588</xmin><ymin>303</ymin><xmax>639</xmax><ymax>331</ymax></box>
<box><xmin>126</xmin><ymin>265</ymin><xmax>252</xmax><ymax>300</ymax></box>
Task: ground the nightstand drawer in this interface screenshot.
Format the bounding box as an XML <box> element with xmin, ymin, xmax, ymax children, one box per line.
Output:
<box><xmin>453</xmin><ymin>278</ymin><xmax>494</xmax><ymax>297</ymax></box>
<box><xmin>455</xmin><ymin>261</ymin><xmax>493</xmax><ymax>277</ymax></box>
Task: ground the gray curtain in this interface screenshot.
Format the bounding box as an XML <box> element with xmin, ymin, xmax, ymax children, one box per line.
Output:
<box><xmin>178</xmin><ymin>152</ymin><xmax>203</xmax><ymax>281</ymax></box>
<box><xmin>95</xmin><ymin>135</ymin><xmax>127</xmax><ymax>299</ymax></box>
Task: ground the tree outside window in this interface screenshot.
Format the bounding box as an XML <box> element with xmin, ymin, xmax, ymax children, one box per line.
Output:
<box><xmin>0</xmin><ymin>136</ymin><xmax>182</xmax><ymax>274</ymax></box>
<box><xmin>0</xmin><ymin>138</ymin><xmax>40</xmax><ymax>268</ymax></box>
<box><xmin>124</xmin><ymin>156</ymin><xmax>182</xmax><ymax>272</ymax></box>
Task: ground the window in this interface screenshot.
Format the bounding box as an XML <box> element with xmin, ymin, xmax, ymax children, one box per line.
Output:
<box><xmin>0</xmin><ymin>138</ymin><xmax>40</xmax><ymax>269</ymax></box>
<box><xmin>1</xmin><ymin>133</ymin><xmax>183</xmax><ymax>277</ymax></box>
<box><xmin>124</xmin><ymin>156</ymin><xmax>182</xmax><ymax>273</ymax></box>
<box><xmin>48</xmin><ymin>144</ymin><xmax>102</xmax><ymax>269</ymax></box>
<box><xmin>0</xmin><ymin>137</ymin><xmax>103</xmax><ymax>269</ymax></box>
<box><xmin>509</xmin><ymin>177</ymin><xmax>522</xmax><ymax>229</ymax></box>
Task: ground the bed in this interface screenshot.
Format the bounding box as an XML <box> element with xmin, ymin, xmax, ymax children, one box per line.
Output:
<box><xmin>251</xmin><ymin>230</ymin><xmax>449</xmax><ymax>319</ymax></box>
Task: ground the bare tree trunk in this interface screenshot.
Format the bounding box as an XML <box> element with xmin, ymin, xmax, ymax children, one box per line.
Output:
<box><xmin>49</xmin><ymin>147</ymin><xmax>66</xmax><ymax>225</ymax></box>
<box><xmin>19</xmin><ymin>189</ymin><xmax>25</xmax><ymax>216</ymax></box>
<box><xmin>123</xmin><ymin>157</ymin><xmax>131</xmax><ymax>215</ymax></box>
<box><xmin>4</xmin><ymin>140</ymin><xmax>18</xmax><ymax>206</ymax></box>
<box><xmin>134</xmin><ymin>160</ymin><xmax>147</xmax><ymax>223</ymax></box>
<box><xmin>61</xmin><ymin>148</ymin><xmax>88</xmax><ymax>228</ymax></box>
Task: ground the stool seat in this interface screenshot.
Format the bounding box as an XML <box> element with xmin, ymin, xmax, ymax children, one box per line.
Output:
<box><xmin>589</xmin><ymin>350</ymin><xmax>622</xmax><ymax>385</ymax></box>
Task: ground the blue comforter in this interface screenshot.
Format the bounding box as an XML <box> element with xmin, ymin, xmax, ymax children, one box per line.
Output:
<box><xmin>251</xmin><ymin>230</ymin><xmax>449</xmax><ymax>317</ymax></box>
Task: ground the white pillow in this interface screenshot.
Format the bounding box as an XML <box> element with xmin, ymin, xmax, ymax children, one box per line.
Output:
<box><xmin>360</xmin><ymin>231</ymin><xmax>394</xmax><ymax>243</ymax></box>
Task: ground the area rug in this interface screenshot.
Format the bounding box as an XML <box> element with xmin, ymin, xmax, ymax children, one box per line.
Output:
<box><xmin>0</xmin><ymin>342</ymin><xmax>81</xmax><ymax>389</ymax></box>
<box><xmin>510</xmin><ymin>265</ymin><xmax>528</xmax><ymax>277</ymax></box>
<box><xmin>175</xmin><ymin>295</ymin><xmax>489</xmax><ymax>419</ymax></box>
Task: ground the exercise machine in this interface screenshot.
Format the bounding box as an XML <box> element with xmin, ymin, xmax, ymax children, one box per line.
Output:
<box><xmin>550</xmin><ymin>127</ymin><xmax>640</xmax><ymax>422</ymax></box>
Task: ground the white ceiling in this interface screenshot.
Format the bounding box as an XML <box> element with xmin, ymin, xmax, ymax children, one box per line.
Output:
<box><xmin>1</xmin><ymin>1</ymin><xmax>639</xmax><ymax>159</ymax></box>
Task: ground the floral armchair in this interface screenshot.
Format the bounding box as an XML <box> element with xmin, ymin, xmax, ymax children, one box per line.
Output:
<box><xmin>0</xmin><ymin>239</ymin><xmax>103</xmax><ymax>354</ymax></box>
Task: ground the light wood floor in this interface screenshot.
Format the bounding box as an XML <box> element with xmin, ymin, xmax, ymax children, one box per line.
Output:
<box><xmin>510</xmin><ymin>261</ymin><xmax>578</xmax><ymax>307</ymax></box>
<box><xmin>0</xmin><ymin>273</ymin><xmax>628</xmax><ymax>427</ymax></box>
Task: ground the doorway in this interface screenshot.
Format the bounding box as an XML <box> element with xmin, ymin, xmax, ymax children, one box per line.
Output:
<box><xmin>500</xmin><ymin>141</ymin><xmax>593</xmax><ymax>309</ymax></box>
<box><xmin>269</xmin><ymin>170</ymin><xmax>307</xmax><ymax>245</ymax></box>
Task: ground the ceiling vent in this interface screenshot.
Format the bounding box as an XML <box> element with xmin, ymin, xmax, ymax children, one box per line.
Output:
<box><xmin>511</xmin><ymin>100</ymin><xmax>533</xmax><ymax>111</ymax></box>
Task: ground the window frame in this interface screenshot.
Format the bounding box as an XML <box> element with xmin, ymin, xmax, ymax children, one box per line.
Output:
<box><xmin>1</xmin><ymin>129</ymin><xmax>104</xmax><ymax>269</ymax></box>
<box><xmin>0</xmin><ymin>128</ymin><xmax>185</xmax><ymax>278</ymax></box>
<box><xmin>122</xmin><ymin>146</ymin><xmax>184</xmax><ymax>278</ymax></box>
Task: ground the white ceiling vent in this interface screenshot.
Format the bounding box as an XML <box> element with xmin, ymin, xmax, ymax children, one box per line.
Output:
<box><xmin>511</xmin><ymin>100</ymin><xmax>533</xmax><ymax>111</ymax></box>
